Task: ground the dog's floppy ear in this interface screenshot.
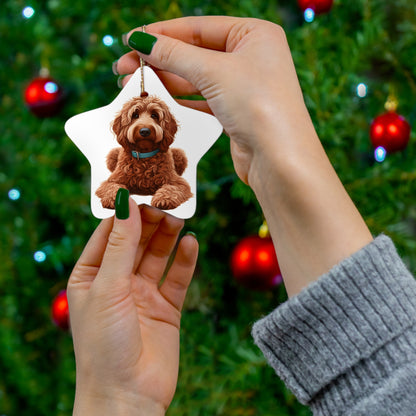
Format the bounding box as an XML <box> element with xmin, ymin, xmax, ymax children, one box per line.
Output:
<box><xmin>111</xmin><ymin>112</ymin><xmax>123</xmax><ymax>137</ymax></box>
<box><xmin>159</xmin><ymin>104</ymin><xmax>178</xmax><ymax>152</ymax></box>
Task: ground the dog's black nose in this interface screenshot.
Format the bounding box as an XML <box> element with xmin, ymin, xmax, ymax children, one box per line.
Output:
<box><xmin>140</xmin><ymin>128</ymin><xmax>151</xmax><ymax>137</ymax></box>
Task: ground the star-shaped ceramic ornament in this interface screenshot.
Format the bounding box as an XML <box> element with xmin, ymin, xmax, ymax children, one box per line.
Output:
<box><xmin>65</xmin><ymin>66</ymin><xmax>223</xmax><ymax>219</ymax></box>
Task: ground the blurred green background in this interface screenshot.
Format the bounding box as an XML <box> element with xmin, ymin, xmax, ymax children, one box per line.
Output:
<box><xmin>1</xmin><ymin>0</ymin><xmax>416</xmax><ymax>414</ymax></box>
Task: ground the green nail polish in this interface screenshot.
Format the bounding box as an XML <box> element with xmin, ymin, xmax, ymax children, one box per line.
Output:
<box><xmin>112</xmin><ymin>60</ymin><xmax>119</xmax><ymax>76</ymax></box>
<box><xmin>117</xmin><ymin>75</ymin><xmax>124</xmax><ymax>89</ymax></box>
<box><xmin>128</xmin><ymin>31</ymin><xmax>157</xmax><ymax>55</ymax></box>
<box><xmin>115</xmin><ymin>188</ymin><xmax>129</xmax><ymax>219</ymax></box>
<box><xmin>186</xmin><ymin>231</ymin><xmax>197</xmax><ymax>239</ymax></box>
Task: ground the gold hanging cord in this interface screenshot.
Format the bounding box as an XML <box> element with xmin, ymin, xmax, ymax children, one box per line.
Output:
<box><xmin>140</xmin><ymin>26</ymin><xmax>148</xmax><ymax>97</ymax></box>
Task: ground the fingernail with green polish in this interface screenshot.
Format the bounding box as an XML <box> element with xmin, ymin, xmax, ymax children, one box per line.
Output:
<box><xmin>186</xmin><ymin>231</ymin><xmax>197</xmax><ymax>239</ymax></box>
<box><xmin>128</xmin><ymin>31</ymin><xmax>157</xmax><ymax>55</ymax></box>
<box><xmin>112</xmin><ymin>60</ymin><xmax>119</xmax><ymax>76</ymax></box>
<box><xmin>115</xmin><ymin>188</ymin><xmax>129</xmax><ymax>219</ymax></box>
<box><xmin>117</xmin><ymin>75</ymin><xmax>124</xmax><ymax>89</ymax></box>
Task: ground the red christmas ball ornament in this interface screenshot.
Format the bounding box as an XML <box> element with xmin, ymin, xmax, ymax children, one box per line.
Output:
<box><xmin>298</xmin><ymin>0</ymin><xmax>334</xmax><ymax>14</ymax></box>
<box><xmin>370</xmin><ymin>111</ymin><xmax>411</xmax><ymax>154</ymax></box>
<box><xmin>51</xmin><ymin>290</ymin><xmax>69</xmax><ymax>330</ymax></box>
<box><xmin>230</xmin><ymin>235</ymin><xmax>282</xmax><ymax>290</ymax></box>
<box><xmin>24</xmin><ymin>76</ymin><xmax>64</xmax><ymax>117</ymax></box>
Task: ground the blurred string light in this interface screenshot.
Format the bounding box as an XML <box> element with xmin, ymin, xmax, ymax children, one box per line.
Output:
<box><xmin>102</xmin><ymin>35</ymin><xmax>114</xmax><ymax>46</ymax></box>
<box><xmin>22</xmin><ymin>6</ymin><xmax>35</xmax><ymax>19</ymax></box>
<box><xmin>34</xmin><ymin>250</ymin><xmax>47</xmax><ymax>263</ymax></box>
<box><xmin>304</xmin><ymin>8</ymin><xmax>315</xmax><ymax>22</ymax></box>
<box><xmin>356</xmin><ymin>83</ymin><xmax>368</xmax><ymax>98</ymax></box>
<box><xmin>44</xmin><ymin>81</ymin><xmax>58</xmax><ymax>93</ymax></box>
<box><xmin>8</xmin><ymin>189</ymin><xmax>21</xmax><ymax>201</ymax></box>
<box><xmin>374</xmin><ymin>146</ymin><xmax>387</xmax><ymax>163</ymax></box>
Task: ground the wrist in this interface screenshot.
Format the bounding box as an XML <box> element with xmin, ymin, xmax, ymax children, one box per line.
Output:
<box><xmin>244</xmin><ymin>93</ymin><xmax>318</xmax><ymax>184</ymax></box>
<box><xmin>246</xmin><ymin>118</ymin><xmax>372</xmax><ymax>296</ymax></box>
<box><xmin>73</xmin><ymin>389</ymin><xmax>165</xmax><ymax>416</ymax></box>
<box><xmin>246</xmin><ymin>110</ymin><xmax>321</xmax><ymax>196</ymax></box>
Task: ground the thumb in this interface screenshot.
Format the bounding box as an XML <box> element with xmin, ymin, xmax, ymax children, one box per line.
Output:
<box><xmin>126</xmin><ymin>30</ymin><xmax>218</xmax><ymax>93</ymax></box>
<box><xmin>97</xmin><ymin>189</ymin><xmax>142</xmax><ymax>285</ymax></box>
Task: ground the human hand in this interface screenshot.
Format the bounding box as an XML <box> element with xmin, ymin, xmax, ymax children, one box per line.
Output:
<box><xmin>115</xmin><ymin>16</ymin><xmax>314</xmax><ymax>185</ymax></box>
<box><xmin>116</xmin><ymin>17</ymin><xmax>372</xmax><ymax>297</ymax></box>
<box><xmin>67</xmin><ymin>195</ymin><xmax>198</xmax><ymax>415</ymax></box>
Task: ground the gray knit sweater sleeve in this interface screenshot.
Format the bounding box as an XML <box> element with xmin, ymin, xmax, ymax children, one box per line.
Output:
<box><xmin>251</xmin><ymin>235</ymin><xmax>416</xmax><ymax>416</ymax></box>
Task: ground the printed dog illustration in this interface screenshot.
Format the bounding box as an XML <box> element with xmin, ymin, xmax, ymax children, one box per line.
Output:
<box><xmin>96</xmin><ymin>95</ymin><xmax>192</xmax><ymax>210</ymax></box>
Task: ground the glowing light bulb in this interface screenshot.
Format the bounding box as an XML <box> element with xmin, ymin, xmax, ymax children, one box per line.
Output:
<box><xmin>102</xmin><ymin>35</ymin><xmax>114</xmax><ymax>46</ymax></box>
<box><xmin>22</xmin><ymin>6</ymin><xmax>35</xmax><ymax>19</ymax></box>
<box><xmin>44</xmin><ymin>81</ymin><xmax>58</xmax><ymax>94</ymax></box>
<box><xmin>8</xmin><ymin>189</ymin><xmax>21</xmax><ymax>200</ymax></box>
<box><xmin>304</xmin><ymin>8</ymin><xmax>315</xmax><ymax>22</ymax></box>
<box><xmin>356</xmin><ymin>83</ymin><xmax>368</xmax><ymax>98</ymax></box>
<box><xmin>34</xmin><ymin>250</ymin><xmax>47</xmax><ymax>263</ymax></box>
<box><xmin>374</xmin><ymin>146</ymin><xmax>387</xmax><ymax>163</ymax></box>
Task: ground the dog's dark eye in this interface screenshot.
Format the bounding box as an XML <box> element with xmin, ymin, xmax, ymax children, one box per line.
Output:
<box><xmin>151</xmin><ymin>112</ymin><xmax>159</xmax><ymax>121</ymax></box>
<box><xmin>132</xmin><ymin>110</ymin><xmax>139</xmax><ymax>119</ymax></box>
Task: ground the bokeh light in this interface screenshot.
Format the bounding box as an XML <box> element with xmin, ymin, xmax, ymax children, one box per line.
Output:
<box><xmin>374</xmin><ymin>146</ymin><xmax>387</xmax><ymax>163</ymax></box>
<box><xmin>34</xmin><ymin>250</ymin><xmax>47</xmax><ymax>263</ymax></box>
<box><xmin>8</xmin><ymin>189</ymin><xmax>21</xmax><ymax>200</ymax></box>
<box><xmin>356</xmin><ymin>83</ymin><xmax>368</xmax><ymax>98</ymax></box>
<box><xmin>102</xmin><ymin>35</ymin><xmax>114</xmax><ymax>46</ymax></box>
<box><xmin>304</xmin><ymin>8</ymin><xmax>315</xmax><ymax>22</ymax></box>
<box><xmin>22</xmin><ymin>6</ymin><xmax>35</xmax><ymax>19</ymax></box>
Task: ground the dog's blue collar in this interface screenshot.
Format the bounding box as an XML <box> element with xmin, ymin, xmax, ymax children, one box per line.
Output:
<box><xmin>131</xmin><ymin>149</ymin><xmax>160</xmax><ymax>159</ymax></box>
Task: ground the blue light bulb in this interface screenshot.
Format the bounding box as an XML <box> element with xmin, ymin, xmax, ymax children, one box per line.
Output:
<box><xmin>103</xmin><ymin>35</ymin><xmax>114</xmax><ymax>46</ymax></box>
<box><xmin>44</xmin><ymin>81</ymin><xmax>58</xmax><ymax>94</ymax></box>
<box><xmin>374</xmin><ymin>146</ymin><xmax>387</xmax><ymax>163</ymax></box>
<box><xmin>304</xmin><ymin>8</ymin><xmax>315</xmax><ymax>22</ymax></box>
<box><xmin>356</xmin><ymin>83</ymin><xmax>368</xmax><ymax>98</ymax></box>
<box><xmin>8</xmin><ymin>189</ymin><xmax>21</xmax><ymax>200</ymax></box>
<box><xmin>34</xmin><ymin>250</ymin><xmax>47</xmax><ymax>263</ymax></box>
<box><xmin>22</xmin><ymin>6</ymin><xmax>35</xmax><ymax>19</ymax></box>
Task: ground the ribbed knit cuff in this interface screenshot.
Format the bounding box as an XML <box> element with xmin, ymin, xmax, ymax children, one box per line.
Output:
<box><xmin>252</xmin><ymin>235</ymin><xmax>416</xmax><ymax>414</ymax></box>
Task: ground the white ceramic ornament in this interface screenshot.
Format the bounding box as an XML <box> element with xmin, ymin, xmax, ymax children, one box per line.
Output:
<box><xmin>65</xmin><ymin>66</ymin><xmax>223</xmax><ymax>219</ymax></box>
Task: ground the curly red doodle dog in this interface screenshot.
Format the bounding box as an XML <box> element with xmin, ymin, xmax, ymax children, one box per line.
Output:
<box><xmin>96</xmin><ymin>95</ymin><xmax>192</xmax><ymax>210</ymax></box>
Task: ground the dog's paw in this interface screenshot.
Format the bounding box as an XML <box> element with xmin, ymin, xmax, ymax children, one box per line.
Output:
<box><xmin>151</xmin><ymin>186</ymin><xmax>182</xmax><ymax>210</ymax></box>
<box><xmin>100</xmin><ymin>197</ymin><xmax>116</xmax><ymax>209</ymax></box>
<box><xmin>96</xmin><ymin>182</ymin><xmax>125</xmax><ymax>210</ymax></box>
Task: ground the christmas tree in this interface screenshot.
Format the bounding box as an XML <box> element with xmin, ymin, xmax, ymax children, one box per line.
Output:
<box><xmin>1</xmin><ymin>0</ymin><xmax>415</xmax><ymax>415</ymax></box>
